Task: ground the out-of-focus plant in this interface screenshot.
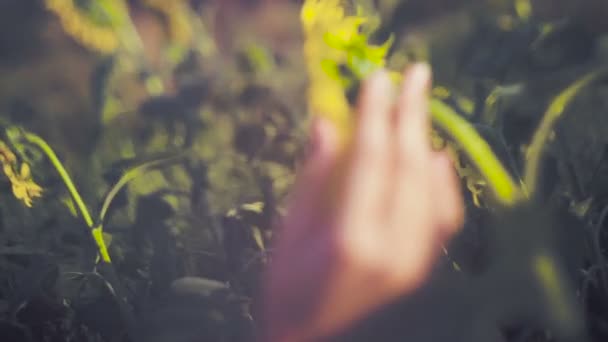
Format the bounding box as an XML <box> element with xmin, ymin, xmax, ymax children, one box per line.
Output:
<box><xmin>524</xmin><ymin>69</ymin><xmax>607</xmax><ymax>194</ymax></box>
<box><xmin>44</xmin><ymin>0</ymin><xmax>205</xmax><ymax>62</ymax></box>
<box><xmin>141</xmin><ymin>0</ymin><xmax>195</xmax><ymax>63</ymax></box>
<box><xmin>44</xmin><ymin>0</ymin><xmax>142</xmax><ymax>55</ymax></box>
<box><xmin>301</xmin><ymin>0</ymin><xmax>394</xmax><ymax>146</ymax></box>
<box><xmin>44</xmin><ymin>0</ymin><xmax>208</xmax><ymax>127</ymax></box>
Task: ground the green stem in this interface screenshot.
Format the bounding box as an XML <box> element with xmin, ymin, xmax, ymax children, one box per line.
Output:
<box><xmin>21</xmin><ymin>132</ymin><xmax>111</xmax><ymax>263</ymax></box>
<box><xmin>23</xmin><ymin>131</ymin><xmax>145</xmax><ymax>341</ymax></box>
<box><xmin>430</xmin><ymin>98</ymin><xmax>521</xmax><ymax>206</ymax></box>
<box><xmin>524</xmin><ymin>69</ymin><xmax>605</xmax><ymax>193</ymax></box>
<box><xmin>99</xmin><ymin>155</ymin><xmax>183</xmax><ymax>222</ymax></box>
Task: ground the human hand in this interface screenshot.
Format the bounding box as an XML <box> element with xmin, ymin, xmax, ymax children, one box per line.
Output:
<box><xmin>261</xmin><ymin>64</ymin><xmax>464</xmax><ymax>341</ymax></box>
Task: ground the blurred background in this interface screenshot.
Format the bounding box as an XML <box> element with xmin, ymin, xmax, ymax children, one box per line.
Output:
<box><xmin>1</xmin><ymin>0</ymin><xmax>608</xmax><ymax>341</ymax></box>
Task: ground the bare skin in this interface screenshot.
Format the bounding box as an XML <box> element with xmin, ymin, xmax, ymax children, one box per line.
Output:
<box><xmin>261</xmin><ymin>64</ymin><xmax>465</xmax><ymax>341</ymax></box>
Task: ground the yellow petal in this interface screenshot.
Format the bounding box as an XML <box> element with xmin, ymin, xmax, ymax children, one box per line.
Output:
<box><xmin>20</xmin><ymin>163</ymin><xmax>31</xmax><ymax>179</ymax></box>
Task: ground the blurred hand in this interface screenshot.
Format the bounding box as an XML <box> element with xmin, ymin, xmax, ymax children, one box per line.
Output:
<box><xmin>261</xmin><ymin>64</ymin><xmax>464</xmax><ymax>341</ymax></box>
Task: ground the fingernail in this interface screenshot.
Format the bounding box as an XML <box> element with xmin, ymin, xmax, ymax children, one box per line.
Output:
<box><xmin>404</xmin><ymin>63</ymin><xmax>431</xmax><ymax>91</ymax></box>
<box><xmin>368</xmin><ymin>69</ymin><xmax>391</xmax><ymax>93</ymax></box>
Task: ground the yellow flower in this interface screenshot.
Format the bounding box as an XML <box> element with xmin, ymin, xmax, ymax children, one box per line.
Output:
<box><xmin>44</xmin><ymin>0</ymin><xmax>121</xmax><ymax>53</ymax></box>
<box><xmin>143</xmin><ymin>0</ymin><xmax>193</xmax><ymax>46</ymax></box>
<box><xmin>301</xmin><ymin>0</ymin><xmax>364</xmax><ymax>145</ymax></box>
<box><xmin>301</xmin><ymin>0</ymin><xmax>392</xmax><ymax>146</ymax></box>
<box><xmin>0</xmin><ymin>141</ymin><xmax>43</xmax><ymax>207</ymax></box>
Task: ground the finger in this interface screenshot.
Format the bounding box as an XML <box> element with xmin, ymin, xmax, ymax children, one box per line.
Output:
<box><xmin>382</xmin><ymin>65</ymin><xmax>437</xmax><ymax>288</ymax></box>
<box><xmin>355</xmin><ymin>69</ymin><xmax>394</xmax><ymax>154</ymax></box>
<box><xmin>281</xmin><ymin>118</ymin><xmax>339</xmax><ymax>244</ymax></box>
<box><xmin>289</xmin><ymin>116</ymin><xmax>338</xmax><ymax>214</ymax></box>
<box><xmin>430</xmin><ymin>151</ymin><xmax>465</xmax><ymax>238</ymax></box>
<box><xmin>389</xmin><ymin>64</ymin><xmax>434</xmax><ymax>230</ymax></box>
<box><xmin>339</xmin><ymin>70</ymin><xmax>394</xmax><ymax>223</ymax></box>
<box><xmin>395</xmin><ymin>63</ymin><xmax>432</xmax><ymax>167</ymax></box>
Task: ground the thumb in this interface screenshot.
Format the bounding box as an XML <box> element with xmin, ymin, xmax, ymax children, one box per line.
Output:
<box><xmin>280</xmin><ymin>117</ymin><xmax>339</xmax><ymax>244</ymax></box>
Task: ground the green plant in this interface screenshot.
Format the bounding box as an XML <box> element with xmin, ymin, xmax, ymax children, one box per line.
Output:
<box><xmin>1</xmin><ymin>125</ymin><xmax>186</xmax><ymax>341</ymax></box>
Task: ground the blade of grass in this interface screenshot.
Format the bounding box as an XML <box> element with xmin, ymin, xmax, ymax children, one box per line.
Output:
<box><xmin>98</xmin><ymin>154</ymin><xmax>184</xmax><ymax>223</ymax></box>
<box><xmin>524</xmin><ymin>69</ymin><xmax>607</xmax><ymax>193</ymax></box>
<box><xmin>20</xmin><ymin>132</ymin><xmax>110</xmax><ymax>262</ymax></box>
<box><xmin>21</xmin><ymin>132</ymin><xmax>95</xmax><ymax>228</ymax></box>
